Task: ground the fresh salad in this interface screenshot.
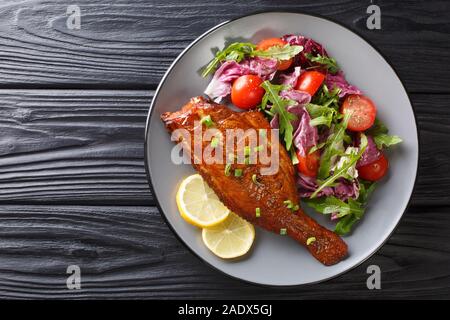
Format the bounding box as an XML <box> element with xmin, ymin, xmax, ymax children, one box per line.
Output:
<box><xmin>202</xmin><ymin>35</ymin><xmax>402</xmax><ymax>235</ymax></box>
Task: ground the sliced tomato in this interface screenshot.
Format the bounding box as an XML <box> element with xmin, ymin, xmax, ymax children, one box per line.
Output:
<box><xmin>341</xmin><ymin>95</ymin><xmax>377</xmax><ymax>132</ymax></box>
<box><xmin>358</xmin><ymin>154</ymin><xmax>389</xmax><ymax>181</ymax></box>
<box><xmin>297</xmin><ymin>149</ymin><xmax>320</xmax><ymax>178</ymax></box>
<box><xmin>256</xmin><ymin>38</ymin><xmax>293</xmax><ymax>71</ymax></box>
<box><xmin>295</xmin><ymin>71</ymin><xmax>325</xmax><ymax>96</ymax></box>
<box><xmin>231</xmin><ymin>75</ymin><xmax>265</xmax><ymax>109</ymax></box>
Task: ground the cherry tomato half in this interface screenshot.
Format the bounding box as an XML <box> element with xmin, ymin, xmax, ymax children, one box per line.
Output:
<box><xmin>295</xmin><ymin>71</ymin><xmax>325</xmax><ymax>96</ymax></box>
<box><xmin>340</xmin><ymin>94</ymin><xmax>377</xmax><ymax>132</ymax></box>
<box><xmin>358</xmin><ymin>154</ymin><xmax>389</xmax><ymax>181</ymax></box>
<box><xmin>231</xmin><ymin>75</ymin><xmax>265</xmax><ymax>109</ymax></box>
<box><xmin>297</xmin><ymin>149</ymin><xmax>321</xmax><ymax>178</ymax></box>
<box><xmin>257</xmin><ymin>38</ymin><xmax>293</xmax><ymax>71</ymax></box>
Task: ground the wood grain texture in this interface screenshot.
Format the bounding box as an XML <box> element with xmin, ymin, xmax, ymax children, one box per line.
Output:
<box><xmin>0</xmin><ymin>90</ymin><xmax>153</xmax><ymax>205</ymax></box>
<box><xmin>0</xmin><ymin>0</ymin><xmax>449</xmax><ymax>92</ymax></box>
<box><xmin>0</xmin><ymin>90</ymin><xmax>446</xmax><ymax>206</ymax></box>
<box><xmin>0</xmin><ymin>205</ymin><xmax>448</xmax><ymax>299</ymax></box>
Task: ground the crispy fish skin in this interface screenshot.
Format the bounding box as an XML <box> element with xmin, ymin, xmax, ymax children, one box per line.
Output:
<box><xmin>161</xmin><ymin>96</ymin><xmax>347</xmax><ymax>266</ymax></box>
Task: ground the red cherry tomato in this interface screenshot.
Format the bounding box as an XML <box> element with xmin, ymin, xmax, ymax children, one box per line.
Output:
<box><xmin>231</xmin><ymin>75</ymin><xmax>265</xmax><ymax>109</ymax></box>
<box><xmin>297</xmin><ymin>149</ymin><xmax>321</xmax><ymax>178</ymax></box>
<box><xmin>257</xmin><ymin>38</ymin><xmax>293</xmax><ymax>70</ymax></box>
<box><xmin>341</xmin><ymin>95</ymin><xmax>377</xmax><ymax>132</ymax></box>
<box><xmin>295</xmin><ymin>71</ymin><xmax>325</xmax><ymax>96</ymax></box>
<box><xmin>358</xmin><ymin>154</ymin><xmax>389</xmax><ymax>181</ymax></box>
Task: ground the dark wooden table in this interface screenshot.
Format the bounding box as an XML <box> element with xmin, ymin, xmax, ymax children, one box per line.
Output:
<box><xmin>0</xmin><ymin>0</ymin><xmax>449</xmax><ymax>299</ymax></box>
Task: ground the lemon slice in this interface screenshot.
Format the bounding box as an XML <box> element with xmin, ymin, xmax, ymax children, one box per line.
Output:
<box><xmin>176</xmin><ymin>174</ymin><xmax>230</xmax><ymax>228</ymax></box>
<box><xmin>202</xmin><ymin>212</ymin><xmax>255</xmax><ymax>259</ymax></box>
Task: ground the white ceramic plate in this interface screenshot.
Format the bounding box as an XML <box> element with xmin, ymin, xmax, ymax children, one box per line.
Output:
<box><xmin>145</xmin><ymin>12</ymin><xmax>419</xmax><ymax>286</ymax></box>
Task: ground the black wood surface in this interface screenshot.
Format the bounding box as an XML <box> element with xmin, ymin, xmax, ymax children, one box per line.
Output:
<box><xmin>0</xmin><ymin>0</ymin><xmax>449</xmax><ymax>299</ymax></box>
<box><xmin>0</xmin><ymin>0</ymin><xmax>449</xmax><ymax>92</ymax></box>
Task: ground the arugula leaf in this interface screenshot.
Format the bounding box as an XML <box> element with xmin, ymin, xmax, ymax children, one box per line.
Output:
<box><xmin>312</xmin><ymin>134</ymin><xmax>368</xmax><ymax>198</ymax></box>
<box><xmin>201</xmin><ymin>42</ymin><xmax>256</xmax><ymax>77</ymax></box>
<box><xmin>366</xmin><ymin>118</ymin><xmax>388</xmax><ymax>136</ymax></box>
<box><xmin>317</xmin><ymin>113</ymin><xmax>350</xmax><ymax>179</ymax></box>
<box><xmin>253</xmin><ymin>44</ymin><xmax>303</xmax><ymax>61</ymax></box>
<box><xmin>202</xmin><ymin>42</ymin><xmax>302</xmax><ymax>77</ymax></box>
<box><xmin>305</xmin><ymin>178</ymin><xmax>377</xmax><ymax>236</ymax></box>
<box><xmin>306</xmin><ymin>103</ymin><xmax>334</xmax><ymax>118</ymax></box>
<box><xmin>303</xmin><ymin>196</ymin><xmax>352</xmax><ymax>217</ymax></box>
<box><xmin>334</xmin><ymin>181</ymin><xmax>376</xmax><ymax>235</ymax></box>
<box><xmin>331</xmin><ymin>146</ymin><xmax>360</xmax><ymax>181</ymax></box>
<box><xmin>335</xmin><ymin>211</ymin><xmax>359</xmax><ymax>235</ymax></box>
<box><xmin>305</xmin><ymin>53</ymin><xmax>339</xmax><ymax>74</ymax></box>
<box><xmin>310</xmin><ymin>115</ymin><xmax>333</xmax><ymax>127</ymax></box>
<box><xmin>373</xmin><ymin>134</ymin><xmax>402</xmax><ymax>149</ymax></box>
<box><xmin>366</xmin><ymin>118</ymin><xmax>402</xmax><ymax>149</ymax></box>
<box><xmin>308</xmin><ymin>141</ymin><xmax>326</xmax><ymax>154</ymax></box>
<box><xmin>334</xmin><ymin>194</ymin><xmax>373</xmax><ymax>235</ymax></box>
<box><xmin>304</xmin><ymin>195</ymin><xmax>365</xmax><ymax>235</ymax></box>
<box><xmin>306</xmin><ymin>103</ymin><xmax>338</xmax><ymax>128</ymax></box>
<box><xmin>261</xmin><ymin>81</ymin><xmax>297</xmax><ymax>151</ymax></box>
<box><xmin>311</xmin><ymin>84</ymin><xmax>341</xmax><ymax>110</ymax></box>
<box><xmin>358</xmin><ymin>180</ymin><xmax>377</xmax><ymax>203</ymax></box>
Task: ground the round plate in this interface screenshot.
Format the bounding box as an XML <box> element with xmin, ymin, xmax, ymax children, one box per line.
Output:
<box><xmin>145</xmin><ymin>12</ymin><xmax>418</xmax><ymax>286</ymax></box>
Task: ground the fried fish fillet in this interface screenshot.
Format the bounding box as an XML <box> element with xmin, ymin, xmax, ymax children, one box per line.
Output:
<box><xmin>161</xmin><ymin>96</ymin><xmax>347</xmax><ymax>265</ymax></box>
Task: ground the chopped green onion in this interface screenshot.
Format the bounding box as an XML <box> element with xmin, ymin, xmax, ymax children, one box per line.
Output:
<box><xmin>210</xmin><ymin>136</ymin><xmax>219</xmax><ymax>148</ymax></box>
<box><xmin>284</xmin><ymin>200</ymin><xmax>299</xmax><ymax>211</ymax></box>
<box><xmin>244</xmin><ymin>157</ymin><xmax>250</xmax><ymax>165</ymax></box>
<box><xmin>255</xmin><ymin>207</ymin><xmax>261</xmax><ymax>218</ymax></box>
<box><xmin>244</xmin><ymin>146</ymin><xmax>251</xmax><ymax>156</ymax></box>
<box><xmin>224</xmin><ymin>164</ymin><xmax>231</xmax><ymax>176</ymax></box>
<box><xmin>283</xmin><ymin>200</ymin><xmax>293</xmax><ymax>209</ymax></box>
<box><xmin>306</xmin><ymin>237</ymin><xmax>316</xmax><ymax>245</ymax></box>
<box><xmin>280</xmin><ymin>228</ymin><xmax>287</xmax><ymax>236</ymax></box>
<box><xmin>234</xmin><ymin>169</ymin><xmax>243</xmax><ymax>177</ymax></box>
<box><xmin>200</xmin><ymin>115</ymin><xmax>214</xmax><ymax>128</ymax></box>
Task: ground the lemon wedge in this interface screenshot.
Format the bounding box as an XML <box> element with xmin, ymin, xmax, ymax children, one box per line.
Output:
<box><xmin>176</xmin><ymin>174</ymin><xmax>230</xmax><ymax>228</ymax></box>
<box><xmin>202</xmin><ymin>212</ymin><xmax>255</xmax><ymax>259</ymax></box>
